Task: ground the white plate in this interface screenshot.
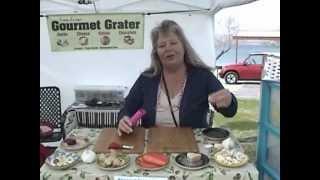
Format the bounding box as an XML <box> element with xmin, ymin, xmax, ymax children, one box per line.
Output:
<box><xmin>213</xmin><ymin>150</ymin><xmax>249</xmax><ymax>168</ymax></box>
<box><xmin>96</xmin><ymin>153</ymin><xmax>130</xmax><ymax>171</ymax></box>
<box><xmin>60</xmin><ymin>136</ymin><xmax>90</xmax><ymax>151</ymax></box>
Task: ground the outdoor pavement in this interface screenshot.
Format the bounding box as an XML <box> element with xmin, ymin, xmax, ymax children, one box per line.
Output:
<box><xmin>216</xmin><ymin>76</ymin><xmax>261</xmax><ymax>99</ymax></box>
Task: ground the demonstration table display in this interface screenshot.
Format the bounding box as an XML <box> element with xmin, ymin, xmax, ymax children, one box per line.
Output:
<box><xmin>40</xmin><ymin>128</ymin><xmax>258</xmax><ymax>180</ymax></box>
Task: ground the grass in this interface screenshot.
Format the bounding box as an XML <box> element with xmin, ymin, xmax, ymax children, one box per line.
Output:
<box><xmin>212</xmin><ymin>98</ymin><xmax>260</xmax><ymax>163</ymax></box>
<box><xmin>213</xmin><ymin>98</ymin><xmax>260</xmax><ymax>138</ymax></box>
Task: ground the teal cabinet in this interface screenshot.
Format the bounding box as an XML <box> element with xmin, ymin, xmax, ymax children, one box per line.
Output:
<box><xmin>257</xmin><ymin>80</ymin><xmax>280</xmax><ymax>180</ymax></box>
<box><xmin>256</xmin><ymin>53</ymin><xmax>280</xmax><ymax>180</ymax></box>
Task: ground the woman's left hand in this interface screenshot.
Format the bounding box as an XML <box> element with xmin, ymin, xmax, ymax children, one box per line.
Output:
<box><xmin>208</xmin><ymin>89</ymin><xmax>232</xmax><ymax>108</ymax></box>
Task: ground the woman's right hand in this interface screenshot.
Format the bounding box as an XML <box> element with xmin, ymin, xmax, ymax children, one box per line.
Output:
<box><xmin>117</xmin><ymin>116</ymin><xmax>133</xmax><ymax>136</ymax></box>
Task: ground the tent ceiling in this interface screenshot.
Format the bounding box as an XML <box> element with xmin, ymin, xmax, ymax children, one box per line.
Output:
<box><xmin>40</xmin><ymin>0</ymin><xmax>258</xmax><ymax>15</ymax></box>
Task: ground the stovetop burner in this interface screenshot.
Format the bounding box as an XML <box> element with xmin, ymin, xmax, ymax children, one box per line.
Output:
<box><xmin>84</xmin><ymin>98</ymin><xmax>123</xmax><ymax>107</ymax></box>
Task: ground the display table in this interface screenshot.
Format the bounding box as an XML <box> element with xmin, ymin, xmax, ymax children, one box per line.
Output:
<box><xmin>40</xmin><ymin>128</ymin><xmax>258</xmax><ymax>180</ymax></box>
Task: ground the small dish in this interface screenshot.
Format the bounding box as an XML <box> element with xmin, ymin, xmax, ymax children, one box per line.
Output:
<box><xmin>213</xmin><ymin>149</ymin><xmax>249</xmax><ymax>168</ymax></box>
<box><xmin>135</xmin><ymin>152</ymin><xmax>169</xmax><ymax>171</ymax></box>
<box><xmin>60</xmin><ymin>136</ymin><xmax>90</xmax><ymax>151</ymax></box>
<box><xmin>202</xmin><ymin>128</ymin><xmax>230</xmax><ymax>143</ymax></box>
<box><xmin>175</xmin><ymin>153</ymin><xmax>209</xmax><ymax>170</ymax></box>
<box><xmin>96</xmin><ymin>153</ymin><xmax>130</xmax><ymax>171</ymax></box>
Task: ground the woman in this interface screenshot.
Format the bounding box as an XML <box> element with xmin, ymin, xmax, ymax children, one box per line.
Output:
<box><xmin>117</xmin><ymin>20</ymin><xmax>237</xmax><ymax>136</ymax></box>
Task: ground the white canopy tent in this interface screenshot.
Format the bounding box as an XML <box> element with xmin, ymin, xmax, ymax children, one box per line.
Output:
<box><xmin>40</xmin><ymin>0</ymin><xmax>257</xmax><ymax>110</ymax></box>
<box><xmin>40</xmin><ymin>0</ymin><xmax>257</xmax><ymax>15</ymax></box>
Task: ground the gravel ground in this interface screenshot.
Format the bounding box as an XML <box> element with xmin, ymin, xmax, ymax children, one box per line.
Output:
<box><xmin>216</xmin><ymin>76</ymin><xmax>261</xmax><ymax>99</ymax></box>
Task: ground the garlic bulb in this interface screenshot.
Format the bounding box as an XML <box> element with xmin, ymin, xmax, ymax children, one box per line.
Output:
<box><xmin>222</xmin><ymin>137</ymin><xmax>235</xmax><ymax>150</ymax></box>
<box><xmin>81</xmin><ymin>149</ymin><xmax>96</xmax><ymax>163</ymax></box>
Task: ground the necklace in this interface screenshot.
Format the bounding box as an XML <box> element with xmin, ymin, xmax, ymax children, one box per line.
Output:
<box><xmin>156</xmin><ymin>76</ymin><xmax>187</xmax><ymax>111</ymax></box>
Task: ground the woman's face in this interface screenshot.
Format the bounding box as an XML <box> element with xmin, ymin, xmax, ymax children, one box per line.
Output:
<box><xmin>156</xmin><ymin>32</ymin><xmax>185</xmax><ymax>70</ymax></box>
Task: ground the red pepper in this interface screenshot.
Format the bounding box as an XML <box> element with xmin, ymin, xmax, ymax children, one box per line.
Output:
<box><xmin>142</xmin><ymin>154</ymin><xmax>167</xmax><ymax>166</ymax></box>
<box><xmin>108</xmin><ymin>142</ymin><xmax>121</xmax><ymax>149</ymax></box>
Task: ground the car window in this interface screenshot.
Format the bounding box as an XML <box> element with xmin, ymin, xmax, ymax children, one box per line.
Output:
<box><xmin>248</xmin><ymin>55</ymin><xmax>263</xmax><ymax>64</ymax></box>
<box><xmin>245</xmin><ymin>58</ymin><xmax>255</xmax><ymax>65</ymax></box>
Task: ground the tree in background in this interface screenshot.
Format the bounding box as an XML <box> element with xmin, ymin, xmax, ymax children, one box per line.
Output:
<box><xmin>215</xmin><ymin>16</ymin><xmax>239</xmax><ymax>61</ymax></box>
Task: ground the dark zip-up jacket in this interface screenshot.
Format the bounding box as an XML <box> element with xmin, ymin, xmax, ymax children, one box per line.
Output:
<box><xmin>118</xmin><ymin>66</ymin><xmax>237</xmax><ymax>128</ymax></box>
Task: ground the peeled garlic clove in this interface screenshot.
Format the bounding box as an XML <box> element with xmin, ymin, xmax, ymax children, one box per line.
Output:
<box><xmin>222</xmin><ymin>137</ymin><xmax>235</xmax><ymax>150</ymax></box>
<box><xmin>214</xmin><ymin>143</ymin><xmax>224</xmax><ymax>150</ymax></box>
<box><xmin>81</xmin><ymin>150</ymin><xmax>96</xmax><ymax>163</ymax></box>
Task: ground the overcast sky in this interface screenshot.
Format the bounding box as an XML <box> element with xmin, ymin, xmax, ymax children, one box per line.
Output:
<box><xmin>214</xmin><ymin>0</ymin><xmax>280</xmax><ymax>34</ymax></box>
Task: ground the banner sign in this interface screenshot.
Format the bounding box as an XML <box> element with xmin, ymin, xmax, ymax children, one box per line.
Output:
<box><xmin>47</xmin><ymin>13</ymin><xmax>144</xmax><ymax>51</ymax></box>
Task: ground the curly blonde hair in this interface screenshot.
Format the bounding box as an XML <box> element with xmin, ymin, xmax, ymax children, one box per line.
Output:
<box><xmin>143</xmin><ymin>20</ymin><xmax>212</xmax><ymax>77</ymax></box>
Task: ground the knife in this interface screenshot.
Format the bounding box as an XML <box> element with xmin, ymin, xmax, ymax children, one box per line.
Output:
<box><xmin>108</xmin><ymin>142</ymin><xmax>134</xmax><ymax>150</ymax></box>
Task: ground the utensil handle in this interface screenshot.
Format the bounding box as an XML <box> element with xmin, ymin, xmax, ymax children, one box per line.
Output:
<box><xmin>129</xmin><ymin>108</ymin><xmax>146</xmax><ymax>126</ymax></box>
<box><xmin>122</xmin><ymin>145</ymin><xmax>134</xmax><ymax>149</ymax></box>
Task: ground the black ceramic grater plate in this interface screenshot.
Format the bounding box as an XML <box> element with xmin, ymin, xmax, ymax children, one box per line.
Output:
<box><xmin>202</xmin><ymin>128</ymin><xmax>230</xmax><ymax>142</ymax></box>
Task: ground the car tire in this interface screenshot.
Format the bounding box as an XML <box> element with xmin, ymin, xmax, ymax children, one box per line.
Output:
<box><xmin>225</xmin><ymin>72</ymin><xmax>238</xmax><ymax>84</ymax></box>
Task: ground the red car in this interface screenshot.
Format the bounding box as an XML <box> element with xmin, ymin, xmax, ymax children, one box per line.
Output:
<box><xmin>218</xmin><ymin>52</ymin><xmax>277</xmax><ymax>84</ymax></box>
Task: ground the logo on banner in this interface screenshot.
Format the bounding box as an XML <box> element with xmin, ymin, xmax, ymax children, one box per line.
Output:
<box><xmin>79</xmin><ymin>36</ymin><xmax>88</xmax><ymax>46</ymax></box>
<box><xmin>100</xmin><ymin>36</ymin><xmax>110</xmax><ymax>45</ymax></box>
<box><xmin>124</xmin><ymin>35</ymin><xmax>134</xmax><ymax>45</ymax></box>
<box><xmin>56</xmin><ymin>39</ymin><xmax>69</xmax><ymax>47</ymax></box>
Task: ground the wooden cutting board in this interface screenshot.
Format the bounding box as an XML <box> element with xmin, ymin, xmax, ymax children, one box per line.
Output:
<box><xmin>94</xmin><ymin>128</ymin><xmax>145</xmax><ymax>154</ymax></box>
<box><xmin>146</xmin><ymin>127</ymin><xmax>199</xmax><ymax>153</ymax></box>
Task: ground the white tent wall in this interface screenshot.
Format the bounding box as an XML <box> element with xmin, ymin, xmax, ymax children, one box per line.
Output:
<box><xmin>40</xmin><ymin>13</ymin><xmax>216</xmax><ymax>111</ymax></box>
<box><xmin>40</xmin><ymin>0</ymin><xmax>258</xmax><ymax>111</ymax></box>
